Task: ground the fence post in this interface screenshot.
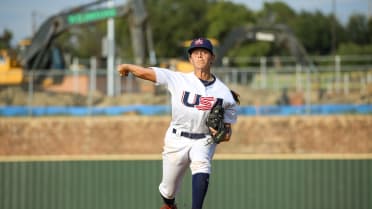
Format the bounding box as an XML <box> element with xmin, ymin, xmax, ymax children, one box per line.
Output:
<box><xmin>335</xmin><ymin>55</ymin><xmax>341</xmax><ymax>94</ymax></box>
<box><xmin>260</xmin><ymin>56</ymin><xmax>267</xmax><ymax>89</ymax></box>
<box><xmin>296</xmin><ymin>64</ymin><xmax>302</xmax><ymax>92</ymax></box>
<box><xmin>343</xmin><ymin>74</ymin><xmax>349</xmax><ymax>95</ymax></box>
<box><xmin>305</xmin><ymin>65</ymin><xmax>312</xmax><ymax>114</ymax></box>
<box><xmin>88</xmin><ymin>57</ymin><xmax>97</xmax><ymax>116</ymax></box>
<box><xmin>232</xmin><ymin>69</ymin><xmax>238</xmax><ymax>84</ymax></box>
<box><xmin>27</xmin><ymin>71</ymin><xmax>33</xmax><ymax>117</ymax></box>
<box><xmin>242</xmin><ymin>71</ymin><xmax>248</xmax><ymax>85</ymax></box>
<box><xmin>106</xmin><ymin>0</ymin><xmax>115</xmax><ymax>97</ymax></box>
<box><xmin>360</xmin><ymin>77</ymin><xmax>366</xmax><ymax>95</ymax></box>
<box><xmin>73</xmin><ymin>58</ymin><xmax>79</xmax><ymax>94</ymax></box>
<box><xmin>368</xmin><ymin>72</ymin><xmax>372</xmax><ymax>83</ymax></box>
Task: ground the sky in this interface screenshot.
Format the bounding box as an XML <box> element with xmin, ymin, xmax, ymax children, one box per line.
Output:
<box><xmin>0</xmin><ymin>0</ymin><xmax>371</xmax><ymax>46</ymax></box>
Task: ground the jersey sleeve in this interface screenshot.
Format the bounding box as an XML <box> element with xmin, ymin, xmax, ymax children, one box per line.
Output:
<box><xmin>151</xmin><ymin>67</ymin><xmax>182</xmax><ymax>94</ymax></box>
<box><xmin>151</xmin><ymin>67</ymin><xmax>174</xmax><ymax>86</ymax></box>
<box><xmin>224</xmin><ymin>102</ymin><xmax>238</xmax><ymax>124</ymax></box>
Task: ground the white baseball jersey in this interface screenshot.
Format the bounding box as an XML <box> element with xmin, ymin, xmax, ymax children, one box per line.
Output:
<box><xmin>152</xmin><ymin>67</ymin><xmax>238</xmax><ymax>134</ymax></box>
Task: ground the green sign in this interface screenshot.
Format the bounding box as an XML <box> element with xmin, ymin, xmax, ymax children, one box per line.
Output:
<box><xmin>67</xmin><ymin>8</ymin><xmax>117</xmax><ymax>25</ymax></box>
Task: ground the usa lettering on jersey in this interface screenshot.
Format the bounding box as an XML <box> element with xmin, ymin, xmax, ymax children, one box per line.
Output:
<box><xmin>182</xmin><ymin>91</ymin><xmax>223</xmax><ymax>111</ymax></box>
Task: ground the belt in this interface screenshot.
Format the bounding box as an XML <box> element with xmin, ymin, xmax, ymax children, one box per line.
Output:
<box><xmin>172</xmin><ymin>128</ymin><xmax>206</xmax><ymax>139</ymax></box>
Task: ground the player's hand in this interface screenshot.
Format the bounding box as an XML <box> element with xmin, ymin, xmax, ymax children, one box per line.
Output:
<box><xmin>208</xmin><ymin>126</ymin><xmax>231</xmax><ymax>143</ymax></box>
<box><xmin>117</xmin><ymin>64</ymin><xmax>130</xmax><ymax>77</ymax></box>
<box><xmin>208</xmin><ymin>127</ymin><xmax>217</xmax><ymax>136</ymax></box>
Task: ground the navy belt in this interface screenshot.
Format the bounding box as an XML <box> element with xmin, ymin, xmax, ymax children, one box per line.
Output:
<box><xmin>172</xmin><ymin>128</ymin><xmax>206</xmax><ymax>139</ymax></box>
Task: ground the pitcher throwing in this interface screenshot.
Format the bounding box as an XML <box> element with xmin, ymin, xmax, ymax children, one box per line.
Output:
<box><xmin>117</xmin><ymin>37</ymin><xmax>239</xmax><ymax>209</ymax></box>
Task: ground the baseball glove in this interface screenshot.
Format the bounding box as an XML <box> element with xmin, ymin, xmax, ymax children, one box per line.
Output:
<box><xmin>206</xmin><ymin>104</ymin><xmax>227</xmax><ymax>144</ymax></box>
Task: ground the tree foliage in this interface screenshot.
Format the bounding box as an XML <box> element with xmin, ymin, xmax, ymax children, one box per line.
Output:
<box><xmin>346</xmin><ymin>14</ymin><xmax>370</xmax><ymax>44</ymax></box>
<box><xmin>205</xmin><ymin>1</ymin><xmax>255</xmax><ymax>40</ymax></box>
<box><xmin>257</xmin><ymin>1</ymin><xmax>297</xmax><ymax>26</ymax></box>
<box><xmin>293</xmin><ymin>11</ymin><xmax>337</xmax><ymax>55</ymax></box>
<box><xmin>146</xmin><ymin>0</ymin><xmax>210</xmax><ymax>57</ymax></box>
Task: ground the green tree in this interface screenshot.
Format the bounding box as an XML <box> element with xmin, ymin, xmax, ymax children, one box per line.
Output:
<box><xmin>205</xmin><ymin>1</ymin><xmax>254</xmax><ymax>40</ymax></box>
<box><xmin>228</xmin><ymin>2</ymin><xmax>298</xmax><ymax>59</ymax></box>
<box><xmin>257</xmin><ymin>1</ymin><xmax>297</xmax><ymax>26</ymax></box>
<box><xmin>146</xmin><ymin>0</ymin><xmax>209</xmax><ymax>58</ymax></box>
<box><xmin>293</xmin><ymin>11</ymin><xmax>344</xmax><ymax>55</ymax></box>
<box><xmin>346</xmin><ymin>14</ymin><xmax>370</xmax><ymax>45</ymax></box>
<box><xmin>115</xmin><ymin>18</ymin><xmax>132</xmax><ymax>61</ymax></box>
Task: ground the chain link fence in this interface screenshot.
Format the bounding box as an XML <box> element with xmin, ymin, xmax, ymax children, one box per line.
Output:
<box><xmin>1</xmin><ymin>55</ymin><xmax>371</xmax><ymax>115</ymax></box>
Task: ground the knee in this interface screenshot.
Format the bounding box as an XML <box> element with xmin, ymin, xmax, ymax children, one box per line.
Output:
<box><xmin>159</xmin><ymin>182</ymin><xmax>176</xmax><ymax>199</ymax></box>
<box><xmin>190</xmin><ymin>160</ymin><xmax>210</xmax><ymax>174</ymax></box>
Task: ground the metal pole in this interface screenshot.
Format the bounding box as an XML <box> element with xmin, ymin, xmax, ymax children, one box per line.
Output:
<box><xmin>232</xmin><ymin>69</ymin><xmax>238</xmax><ymax>84</ymax></box>
<box><xmin>335</xmin><ymin>55</ymin><xmax>341</xmax><ymax>94</ymax></box>
<box><xmin>27</xmin><ymin>71</ymin><xmax>34</xmax><ymax>117</ymax></box>
<box><xmin>242</xmin><ymin>71</ymin><xmax>247</xmax><ymax>85</ymax></box>
<box><xmin>107</xmin><ymin>0</ymin><xmax>115</xmax><ymax>96</ymax></box>
<box><xmin>305</xmin><ymin>65</ymin><xmax>312</xmax><ymax>114</ymax></box>
<box><xmin>115</xmin><ymin>57</ymin><xmax>122</xmax><ymax>95</ymax></box>
<box><xmin>88</xmin><ymin>57</ymin><xmax>97</xmax><ymax>116</ymax></box>
<box><xmin>260</xmin><ymin>57</ymin><xmax>267</xmax><ymax>89</ymax></box>
<box><xmin>343</xmin><ymin>74</ymin><xmax>349</xmax><ymax>95</ymax></box>
<box><xmin>73</xmin><ymin>58</ymin><xmax>79</xmax><ymax>94</ymax></box>
<box><xmin>296</xmin><ymin>64</ymin><xmax>302</xmax><ymax>92</ymax></box>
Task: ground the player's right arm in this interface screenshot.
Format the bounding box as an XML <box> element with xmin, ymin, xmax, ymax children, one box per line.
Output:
<box><xmin>117</xmin><ymin>64</ymin><xmax>156</xmax><ymax>82</ymax></box>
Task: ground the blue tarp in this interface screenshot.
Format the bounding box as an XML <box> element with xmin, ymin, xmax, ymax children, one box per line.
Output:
<box><xmin>0</xmin><ymin>105</ymin><xmax>171</xmax><ymax>116</ymax></box>
<box><xmin>237</xmin><ymin>104</ymin><xmax>372</xmax><ymax>115</ymax></box>
<box><xmin>0</xmin><ymin>104</ymin><xmax>371</xmax><ymax>117</ymax></box>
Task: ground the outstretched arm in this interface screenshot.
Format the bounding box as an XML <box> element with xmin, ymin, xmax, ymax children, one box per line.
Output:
<box><xmin>117</xmin><ymin>64</ymin><xmax>156</xmax><ymax>82</ymax></box>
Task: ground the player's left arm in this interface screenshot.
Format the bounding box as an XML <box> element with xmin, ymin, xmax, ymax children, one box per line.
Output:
<box><xmin>222</xmin><ymin>102</ymin><xmax>237</xmax><ymax>142</ymax></box>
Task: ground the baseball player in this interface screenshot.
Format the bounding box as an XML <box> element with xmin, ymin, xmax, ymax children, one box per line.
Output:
<box><xmin>117</xmin><ymin>37</ymin><xmax>239</xmax><ymax>209</ymax></box>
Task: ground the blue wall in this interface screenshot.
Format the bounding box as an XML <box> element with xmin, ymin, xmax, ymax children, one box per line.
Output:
<box><xmin>0</xmin><ymin>104</ymin><xmax>371</xmax><ymax>116</ymax></box>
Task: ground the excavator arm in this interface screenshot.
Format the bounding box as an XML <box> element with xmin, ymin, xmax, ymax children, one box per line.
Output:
<box><xmin>215</xmin><ymin>24</ymin><xmax>313</xmax><ymax>68</ymax></box>
<box><xmin>21</xmin><ymin>0</ymin><xmax>126</xmax><ymax>70</ymax></box>
<box><xmin>20</xmin><ymin>0</ymin><xmax>154</xmax><ymax>70</ymax></box>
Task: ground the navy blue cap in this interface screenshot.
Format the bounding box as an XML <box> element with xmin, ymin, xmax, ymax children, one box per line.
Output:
<box><xmin>187</xmin><ymin>38</ymin><xmax>214</xmax><ymax>55</ymax></box>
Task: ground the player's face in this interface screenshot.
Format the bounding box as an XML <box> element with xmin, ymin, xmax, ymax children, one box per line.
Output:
<box><xmin>189</xmin><ymin>48</ymin><xmax>214</xmax><ymax>71</ymax></box>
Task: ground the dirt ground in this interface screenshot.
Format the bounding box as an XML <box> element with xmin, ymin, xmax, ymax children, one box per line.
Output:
<box><xmin>0</xmin><ymin>115</ymin><xmax>371</xmax><ymax>155</ymax></box>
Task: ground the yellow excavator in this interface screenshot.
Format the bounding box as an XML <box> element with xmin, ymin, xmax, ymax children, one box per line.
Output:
<box><xmin>0</xmin><ymin>49</ymin><xmax>23</xmax><ymax>84</ymax></box>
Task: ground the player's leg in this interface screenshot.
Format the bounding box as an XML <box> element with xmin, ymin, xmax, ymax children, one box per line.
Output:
<box><xmin>192</xmin><ymin>173</ymin><xmax>210</xmax><ymax>209</ymax></box>
<box><xmin>159</xmin><ymin>135</ymin><xmax>191</xmax><ymax>208</ymax></box>
<box><xmin>189</xmin><ymin>139</ymin><xmax>217</xmax><ymax>209</ymax></box>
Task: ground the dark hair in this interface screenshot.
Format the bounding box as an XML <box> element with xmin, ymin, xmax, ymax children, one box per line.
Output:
<box><xmin>230</xmin><ymin>90</ymin><xmax>240</xmax><ymax>105</ymax></box>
